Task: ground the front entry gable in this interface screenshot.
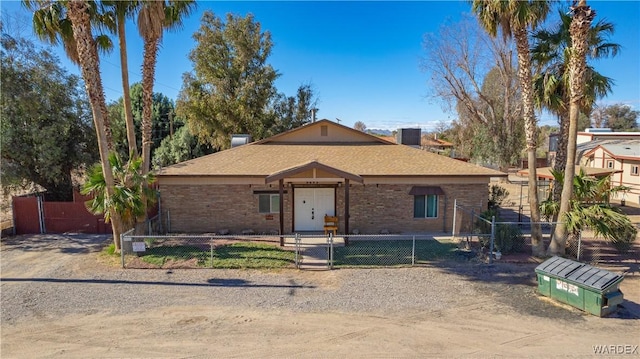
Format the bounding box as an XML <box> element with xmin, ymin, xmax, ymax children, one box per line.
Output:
<box><xmin>265</xmin><ymin>160</ymin><xmax>363</xmax><ymax>184</ymax></box>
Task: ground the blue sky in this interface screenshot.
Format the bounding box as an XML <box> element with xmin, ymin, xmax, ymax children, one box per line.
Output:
<box><xmin>2</xmin><ymin>1</ymin><xmax>639</xmax><ymax>131</ymax></box>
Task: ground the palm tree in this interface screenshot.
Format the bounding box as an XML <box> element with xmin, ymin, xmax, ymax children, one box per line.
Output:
<box><xmin>472</xmin><ymin>0</ymin><xmax>550</xmax><ymax>257</ymax></box>
<box><xmin>82</xmin><ymin>152</ymin><xmax>156</xmax><ymax>230</ymax></box>
<box><xmin>548</xmin><ymin>0</ymin><xmax>597</xmax><ymax>255</ymax></box>
<box><xmin>102</xmin><ymin>0</ymin><xmax>140</xmax><ymax>157</ymax></box>
<box><xmin>532</xmin><ymin>10</ymin><xmax>619</xmax><ymax>207</ymax></box>
<box><xmin>23</xmin><ymin>0</ymin><xmax>115</xmax><ymax>148</ymax></box>
<box><xmin>138</xmin><ymin>0</ymin><xmax>196</xmax><ymax>175</ymax></box>
<box><xmin>541</xmin><ymin>169</ymin><xmax>636</xmax><ymax>254</ymax></box>
<box><xmin>65</xmin><ymin>0</ymin><xmax>125</xmax><ymax>250</ymax></box>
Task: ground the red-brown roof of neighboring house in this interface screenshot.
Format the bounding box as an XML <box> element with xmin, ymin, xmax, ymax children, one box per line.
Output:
<box><xmin>422</xmin><ymin>138</ymin><xmax>454</xmax><ymax>148</ymax></box>
<box><xmin>517</xmin><ymin>166</ymin><xmax>621</xmax><ymax>180</ymax></box>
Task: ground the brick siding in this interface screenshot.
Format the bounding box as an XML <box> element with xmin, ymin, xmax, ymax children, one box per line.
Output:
<box><xmin>160</xmin><ymin>182</ymin><xmax>488</xmax><ymax>235</ymax></box>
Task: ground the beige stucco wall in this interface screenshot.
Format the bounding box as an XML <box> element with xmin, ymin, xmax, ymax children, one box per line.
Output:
<box><xmin>159</xmin><ymin>181</ymin><xmax>488</xmax><ymax>234</ymax></box>
<box><xmin>585</xmin><ymin>147</ymin><xmax>640</xmax><ymax>204</ymax></box>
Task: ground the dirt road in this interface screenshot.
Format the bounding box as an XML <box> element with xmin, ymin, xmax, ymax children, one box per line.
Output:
<box><xmin>1</xmin><ymin>234</ymin><xmax>639</xmax><ymax>358</ymax></box>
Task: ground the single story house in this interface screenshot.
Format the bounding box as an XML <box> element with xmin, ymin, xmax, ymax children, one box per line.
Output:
<box><xmin>157</xmin><ymin>120</ymin><xmax>505</xmax><ymax>235</ymax></box>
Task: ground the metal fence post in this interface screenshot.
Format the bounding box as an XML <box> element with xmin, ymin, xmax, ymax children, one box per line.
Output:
<box><xmin>120</xmin><ymin>232</ymin><xmax>125</xmax><ymax>268</ymax></box>
<box><xmin>328</xmin><ymin>233</ymin><xmax>334</xmax><ymax>270</ymax></box>
<box><xmin>412</xmin><ymin>235</ymin><xmax>416</xmax><ymax>266</ymax></box>
<box><xmin>451</xmin><ymin>199</ymin><xmax>457</xmax><ymax>240</ymax></box>
<box><xmin>489</xmin><ymin>216</ymin><xmax>496</xmax><ymax>264</ymax></box>
<box><xmin>577</xmin><ymin>231</ymin><xmax>582</xmax><ymax>262</ymax></box>
<box><xmin>471</xmin><ymin>209</ymin><xmax>475</xmax><ymax>235</ymax></box>
<box><xmin>295</xmin><ymin>233</ymin><xmax>300</xmax><ymax>269</ymax></box>
<box><xmin>210</xmin><ymin>240</ymin><xmax>215</xmax><ymax>268</ymax></box>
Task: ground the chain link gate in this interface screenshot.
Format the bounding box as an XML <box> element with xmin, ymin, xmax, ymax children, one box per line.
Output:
<box><xmin>295</xmin><ymin>233</ymin><xmax>333</xmax><ymax>270</ymax></box>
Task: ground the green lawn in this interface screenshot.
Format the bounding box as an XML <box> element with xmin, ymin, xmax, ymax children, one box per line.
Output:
<box><xmin>333</xmin><ymin>239</ymin><xmax>458</xmax><ymax>267</ymax></box>
<box><xmin>139</xmin><ymin>242</ymin><xmax>295</xmax><ymax>268</ymax></box>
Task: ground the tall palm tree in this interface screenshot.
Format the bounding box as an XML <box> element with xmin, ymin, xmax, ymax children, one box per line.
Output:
<box><xmin>138</xmin><ymin>0</ymin><xmax>196</xmax><ymax>175</ymax></box>
<box><xmin>102</xmin><ymin>0</ymin><xmax>140</xmax><ymax>157</ymax></box>
<box><xmin>24</xmin><ymin>0</ymin><xmax>115</xmax><ymax>149</ymax></box>
<box><xmin>472</xmin><ymin>0</ymin><xmax>550</xmax><ymax>257</ymax></box>
<box><xmin>65</xmin><ymin>0</ymin><xmax>125</xmax><ymax>250</ymax></box>
<box><xmin>532</xmin><ymin>10</ymin><xmax>619</xmax><ymax>207</ymax></box>
<box><xmin>548</xmin><ymin>0</ymin><xmax>597</xmax><ymax>255</ymax></box>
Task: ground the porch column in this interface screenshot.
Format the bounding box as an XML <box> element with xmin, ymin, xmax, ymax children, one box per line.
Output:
<box><xmin>344</xmin><ymin>179</ymin><xmax>349</xmax><ymax>246</ymax></box>
<box><xmin>279</xmin><ymin>179</ymin><xmax>284</xmax><ymax>246</ymax></box>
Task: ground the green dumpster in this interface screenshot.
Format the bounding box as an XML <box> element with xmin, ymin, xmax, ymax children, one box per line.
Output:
<box><xmin>535</xmin><ymin>256</ymin><xmax>624</xmax><ymax>317</ymax></box>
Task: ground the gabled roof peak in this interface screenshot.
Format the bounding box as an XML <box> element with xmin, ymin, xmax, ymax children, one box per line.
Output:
<box><xmin>254</xmin><ymin>119</ymin><xmax>394</xmax><ymax>145</ymax></box>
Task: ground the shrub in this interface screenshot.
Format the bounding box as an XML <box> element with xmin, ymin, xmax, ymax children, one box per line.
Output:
<box><xmin>473</xmin><ymin>209</ymin><xmax>524</xmax><ymax>254</ymax></box>
<box><xmin>494</xmin><ymin>224</ymin><xmax>525</xmax><ymax>254</ymax></box>
<box><xmin>488</xmin><ymin>185</ymin><xmax>509</xmax><ymax>209</ymax></box>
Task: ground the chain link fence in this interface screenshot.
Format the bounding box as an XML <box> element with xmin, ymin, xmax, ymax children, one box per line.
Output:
<box><xmin>331</xmin><ymin>234</ymin><xmax>457</xmax><ymax>267</ymax></box>
<box><xmin>565</xmin><ymin>224</ymin><xmax>640</xmax><ymax>265</ymax></box>
<box><xmin>120</xmin><ymin>231</ymin><xmax>461</xmax><ymax>269</ymax></box>
<box><xmin>119</xmin><ymin>202</ymin><xmax>638</xmax><ymax>269</ymax></box>
<box><xmin>120</xmin><ymin>232</ymin><xmax>297</xmax><ymax>269</ymax></box>
<box><xmin>452</xmin><ymin>202</ymin><xmax>640</xmax><ymax>265</ymax></box>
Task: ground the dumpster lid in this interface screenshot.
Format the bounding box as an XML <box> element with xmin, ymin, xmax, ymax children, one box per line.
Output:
<box><xmin>536</xmin><ymin>256</ymin><xmax>623</xmax><ymax>291</ymax></box>
<box><xmin>535</xmin><ymin>256</ymin><xmax>583</xmax><ymax>278</ymax></box>
<box><xmin>565</xmin><ymin>265</ymin><xmax>623</xmax><ymax>291</ymax></box>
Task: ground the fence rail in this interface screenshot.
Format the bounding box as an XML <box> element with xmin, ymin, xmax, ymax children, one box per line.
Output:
<box><xmin>452</xmin><ymin>201</ymin><xmax>639</xmax><ymax>265</ymax></box>
<box><xmin>119</xmin><ymin>232</ymin><xmax>463</xmax><ymax>269</ymax></box>
<box><xmin>120</xmin><ymin>207</ymin><xmax>639</xmax><ymax>269</ymax></box>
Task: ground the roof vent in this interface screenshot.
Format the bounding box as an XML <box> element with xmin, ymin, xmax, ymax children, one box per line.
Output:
<box><xmin>231</xmin><ymin>134</ymin><xmax>252</xmax><ymax>148</ymax></box>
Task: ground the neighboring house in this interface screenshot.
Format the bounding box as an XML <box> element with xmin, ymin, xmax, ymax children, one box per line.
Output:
<box><xmin>577</xmin><ymin>128</ymin><xmax>640</xmax><ymax>145</ymax></box>
<box><xmin>157</xmin><ymin>120</ymin><xmax>505</xmax><ymax>235</ymax></box>
<box><xmin>581</xmin><ymin>140</ymin><xmax>640</xmax><ymax>204</ymax></box>
<box><xmin>548</xmin><ymin>129</ymin><xmax>640</xmax><ymax>167</ymax></box>
<box><xmin>422</xmin><ymin>135</ymin><xmax>454</xmax><ymax>154</ymax></box>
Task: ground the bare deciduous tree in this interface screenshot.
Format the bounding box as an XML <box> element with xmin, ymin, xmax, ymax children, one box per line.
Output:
<box><xmin>420</xmin><ymin>16</ymin><xmax>524</xmax><ymax>171</ymax></box>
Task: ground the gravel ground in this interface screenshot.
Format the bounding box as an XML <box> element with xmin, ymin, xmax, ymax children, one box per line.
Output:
<box><xmin>2</xmin><ymin>260</ymin><xmax>482</xmax><ymax>325</ymax></box>
<box><xmin>1</xmin><ymin>233</ymin><xmax>612</xmax><ymax>326</ymax></box>
<box><xmin>3</xmin><ymin>234</ymin><xmax>639</xmax><ymax>358</ymax></box>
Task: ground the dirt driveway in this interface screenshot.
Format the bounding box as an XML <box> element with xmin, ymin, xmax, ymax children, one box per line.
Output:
<box><xmin>1</xmin><ymin>234</ymin><xmax>639</xmax><ymax>358</ymax></box>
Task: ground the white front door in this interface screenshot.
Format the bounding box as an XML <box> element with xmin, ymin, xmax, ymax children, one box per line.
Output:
<box><xmin>294</xmin><ymin>188</ymin><xmax>335</xmax><ymax>231</ymax></box>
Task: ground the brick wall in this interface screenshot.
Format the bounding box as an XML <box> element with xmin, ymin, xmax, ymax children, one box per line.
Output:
<box><xmin>339</xmin><ymin>183</ymin><xmax>486</xmax><ymax>234</ymax></box>
<box><xmin>160</xmin><ymin>182</ymin><xmax>487</xmax><ymax>235</ymax></box>
<box><xmin>161</xmin><ymin>184</ymin><xmax>291</xmax><ymax>234</ymax></box>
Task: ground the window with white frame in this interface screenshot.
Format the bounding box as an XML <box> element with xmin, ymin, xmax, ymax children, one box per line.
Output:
<box><xmin>413</xmin><ymin>194</ymin><xmax>438</xmax><ymax>218</ymax></box>
<box><xmin>258</xmin><ymin>194</ymin><xmax>280</xmax><ymax>213</ymax></box>
<box><xmin>632</xmin><ymin>165</ymin><xmax>639</xmax><ymax>176</ymax></box>
<box><xmin>606</xmin><ymin>160</ymin><xmax>614</xmax><ymax>169</ymax></box>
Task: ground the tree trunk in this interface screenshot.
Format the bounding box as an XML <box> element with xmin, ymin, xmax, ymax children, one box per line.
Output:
<box><xmin>67</xmin><ymin>0</ymin><xmax>124</xmax><ymax>250</ymax></box>
<box><xmin>514</xmin><ymin>27</ymin><xmax>543</xmax><ymax>257</ymax></box>
<box><xmin>548</xmin><ymin>1</ymin><xmax>595</xmax><ymax>255</ymax></box>
<box><xmin>118</xmin><ymin>12</ymin><xmax>138</xmax><ymax>158</ymax></box>
<box><xmin>141</xmin><ymin>37</ymin><xmax>159</xmax><ymax>175</ymax></box>
<box><xmin>552</xmin><ymin>111</ymin><xmax>568</xmax><ymax>208</ymax></box>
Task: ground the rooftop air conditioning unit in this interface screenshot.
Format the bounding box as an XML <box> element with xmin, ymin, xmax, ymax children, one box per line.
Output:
<box><xmin>396</xmin><ymin>128</ymin><xmax>421</xmax><ymax>148</ymax></box>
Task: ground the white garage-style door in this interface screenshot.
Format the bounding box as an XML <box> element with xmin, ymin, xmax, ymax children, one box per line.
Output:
<box><xmin>294</xmin><ymin>188</ymin><xmax>335</xmax><ymax>231</ymax></box>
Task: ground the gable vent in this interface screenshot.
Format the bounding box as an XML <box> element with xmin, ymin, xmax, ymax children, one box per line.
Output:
<box><xmin>321</xmin><ymin>125</ymin><xmax>328</xmax><ymax>136</ymax></box>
